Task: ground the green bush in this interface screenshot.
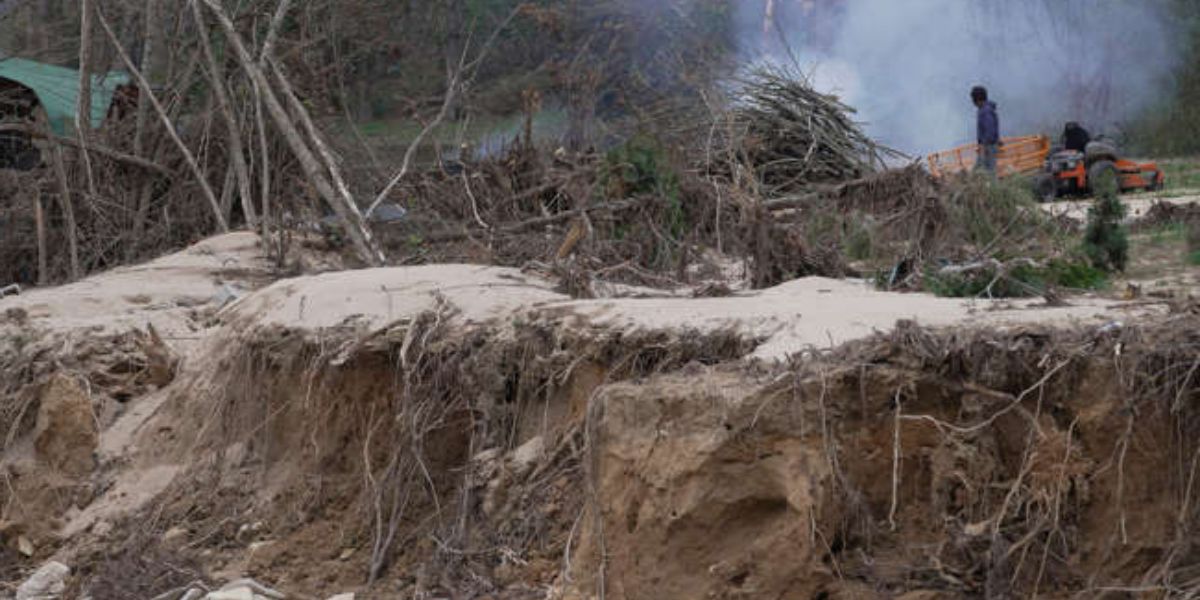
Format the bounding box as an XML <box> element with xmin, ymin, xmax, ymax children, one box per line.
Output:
<box><xmin>1082</xmin><ymin>188</ymin><xmax>1129</xmax><ymax>273</ymax></box>
<box><xmin>1188</xmin><ymin>222</ymin><xmax>1200</xmax><ymax>265</ymax></box>
<box><xmin>924</xmin><ymin>259</ymin><xmax>1108</xmax><ymax>299</ymax></box>
<box><xmin>602</xmin><ymin>135</ymin><xmax>685</xmax><ymax>266</ymax></box>
<box><xmin>946</xmin><ymin>175</ymin><xmax>1053</xmax><ymax>254</ymax></box>
<box><xmin>1127</xmin><ymin>1</ymin><xmax>1200</xmax><ymax>155</ymax></box>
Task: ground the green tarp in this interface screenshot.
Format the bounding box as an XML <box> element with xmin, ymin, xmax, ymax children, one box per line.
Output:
<box><xmin>0</xmin><ymin>57</ymin><xmax>129</xmax><ymax>135</ymax></box>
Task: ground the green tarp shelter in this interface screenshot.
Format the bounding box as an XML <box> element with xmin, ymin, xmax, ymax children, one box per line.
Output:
<box><xmin>0</xmin><ymin>57</ymin><xmax>129</xmax><ymax>135</ymax></box>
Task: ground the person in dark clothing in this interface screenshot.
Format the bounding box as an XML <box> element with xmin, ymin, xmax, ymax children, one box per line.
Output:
<box><xmin>1062</xmin><ymin>121</ymin><xmax>1091</xmax><ymax>153</ymax></box>
<box><xmin>971</xmin><ymin>85</ymin><xmax>1000</xmax><ymax>173</ymax></box>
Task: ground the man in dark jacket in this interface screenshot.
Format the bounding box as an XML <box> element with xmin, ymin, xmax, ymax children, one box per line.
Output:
<box><xmin>1063</xmin><ymin>121</ymin><xmax>1091</xmax><ymax>152</ymax></box>
<box><xmin>971</xmin><ymin>86</ymin><xmax>999</xmax><ymax>173</ymax></box>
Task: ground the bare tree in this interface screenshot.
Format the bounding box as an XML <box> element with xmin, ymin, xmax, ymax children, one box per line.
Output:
<box><xmin>199</xmin><ymin>0</ymin><xmax>383</xmax><ymax>265</ymax></box>
<box><xmin>190</xmin><ymin>0</ymin><xmax>255</xmax><ymax>227</ymax></box>
<box><xmin>94</xmin><ymin>1</ymin><xmax>229</xmax><ymax>232</ymax></box>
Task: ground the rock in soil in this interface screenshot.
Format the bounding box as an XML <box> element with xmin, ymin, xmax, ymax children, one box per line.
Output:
<box><xmin>33</xmin><ymin>374</ymin><xmax>98</xmax><ymax>477</ymax></box>
<box><xmin>14</xmin><ymin>561</ymin><xmax>69</xmax><ymax>600</ymax></box>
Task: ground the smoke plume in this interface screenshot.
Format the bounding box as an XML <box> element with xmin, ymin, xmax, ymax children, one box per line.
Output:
<box><xmin>739</xmin><ymin>0</ymin><xmax>1182</xmax><ymax>155</ymax></box>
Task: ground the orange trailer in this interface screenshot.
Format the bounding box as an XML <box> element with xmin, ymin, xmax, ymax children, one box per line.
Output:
<box><xmin>926</xmin><ymin>135</ymin><xmax>1051</xmax><ymax>179</ymax></box>
<box><xmin>926</xmin><ymin>135</ymin><xmax>1164</xmax><ymax>201</ymax></box>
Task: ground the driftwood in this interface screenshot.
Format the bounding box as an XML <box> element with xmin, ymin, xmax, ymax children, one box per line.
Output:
<box><xmin>0</xmin><ymin>125</ymin><xmax>169</xmax><ymax>175</ymax></box>
<box><xmin>421</xmin><ymin>198</ymin><xmax>640</xmax><ymax>243</ymax></box>
<box><xmin>738</xmin><ymin>67</ymin><xmax>903</xmax><ymax>193</ymax></box>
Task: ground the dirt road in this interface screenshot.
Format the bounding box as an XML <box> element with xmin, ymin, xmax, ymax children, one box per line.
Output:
<box><xmin>1040</xmin><ymin>189</ymin><xmax>1200</xmax><ymax>221</ymax></box>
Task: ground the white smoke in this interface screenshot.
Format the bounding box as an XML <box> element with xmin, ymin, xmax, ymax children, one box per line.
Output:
<box><xmin>739</xmin><ymin>0</ymin><xmax>1182</xmax><ymax>155</ymax></box>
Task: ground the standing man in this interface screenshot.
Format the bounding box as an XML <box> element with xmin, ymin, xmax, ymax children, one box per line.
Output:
<box><xmin>972</xmin><ymin>86</ymin><xmax>1000</xmax><ymax>174</ymax></box>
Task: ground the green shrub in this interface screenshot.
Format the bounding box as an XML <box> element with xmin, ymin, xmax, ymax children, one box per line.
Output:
<box><xmin>924</xmin><ymin>259</ymin><xmax>1107</xmax><ymax>299</ymax></box>
<box><xmin>603</xmin><ymin>135</ymin><xmax>684</xmax><ymax>266</ymax></box>
<box><xmin>946</xmin><ymin>175</ymin><xmax>1052</xmax><ymax>253</ymax></box>
<box><xmin>844</xmin><ymin>216</ymin><xmax>876</xmax><ymax>261</ymax></box>
<box><xmin>1188</xmin><ymin>222</ymin><xmax>1200</xmax><ymax>265</ymax></box>
<box><xmin>1082</xmin><ymin>188</ymin><xmax>1129</xmax><ymax>273</ymax></box>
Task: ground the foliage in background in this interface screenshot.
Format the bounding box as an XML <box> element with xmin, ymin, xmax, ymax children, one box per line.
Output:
<box><xmin>1188</xmin><ymin>220</ymin><xmax>1200</xmax><ymax>265</ymax></box>
<box><xmin>923</xmin><ymin>259</ymin><xmax>1107</xmax><ymax>299</ymax></box>
<box><xmin>1129</xmin><ymin>0</ymin><xmax>1200</xmax><ymax>155</ymax></box>
<box><xmin>1083</xmin><ymin>186</ymin><xmax>1130</xmax><ymax>273</ymax></box>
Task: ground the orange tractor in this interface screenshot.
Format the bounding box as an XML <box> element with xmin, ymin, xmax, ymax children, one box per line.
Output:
<box><xmin>927</xmin><ymin>133</ymin><xmax>1164</xmax><ymax>201</ymax></box>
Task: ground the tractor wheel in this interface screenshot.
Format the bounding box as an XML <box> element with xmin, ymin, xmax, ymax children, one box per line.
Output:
<box><xmin>1032</xmin><ymin>173</ymin><xmax>1057</xmax><ymax>203</ymax></box>
<box><xmin>1088</xmin><ymin>160</ymin><xmax>1120</xmax><ymax>196</ymax></box>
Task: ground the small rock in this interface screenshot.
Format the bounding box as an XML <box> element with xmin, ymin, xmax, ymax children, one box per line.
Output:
<box><xmin>326</xmin><ymin>595</ymin><xmax>355</xmax><ymax>600</ymax></box>
<box><xmin>367</xmin><ymin>203</ymin><xmax>408</xmax><ymax>224</ymax></box>
<box><xmin>91</xmin><ymin>521</ymin><xmax>113</xmax><ymax>537</ymax></box>
<box><xmin>15</xmin><ymin>561</ymin><xmax>70</xmax><ymax>600</ymax></box>
<box><xmin>215</xmin><ymin>579</ymin><xmax>283</xmax><ymax>600</ymax></box>
<box><xmin>509</xmin><ymin>436</ymin><xmax>544</xmax><ymax>476</ymax></box>
<box><xmin>204</xmin><ymin>590</ymin><xmax>254</xmax><ymax>600</ymax></box>
<box><xmin>212</xmin><ymin>284</ymin><xmax>244</xmax><ymax>309</ymax></box>
<box><xmin>337</xmin><ymin>548</ymin><xmax>354</xmax><ymax>561</ymax></box>
<box><xmin>34</xmin><ymin>375</ymin><xmax>99</xmax><ymax>476</ymax></box>
<box><xmin>235</xmin><ymin>521</ymin><xmax>264</xmax><ymax>544</ymax></box>
<box><xmin>162</xmin><ymin>526</ymin><xmax>189</xmax><ymax>545</ymax></box>
<box><xmin>17</xmin><ymin>535</ymin><xmax>33</xmax><ymax>557</ymax></box>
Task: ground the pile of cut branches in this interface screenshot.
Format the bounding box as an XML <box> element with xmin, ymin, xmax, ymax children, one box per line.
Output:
<box><xmin>736</xmin><ymin>67</ymin><xmax>900</xmax><ymax>194</ymax></box>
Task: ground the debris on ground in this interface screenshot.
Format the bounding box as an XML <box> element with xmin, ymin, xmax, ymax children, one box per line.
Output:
<box><xmin>14</xmin><ymin>562</ymin><xmax>69</xmax><ymax>600</ymax></box>
<box><xmin>736</xmin><ymin>66</ymin><xmax>902</xmax><ymax>193</ymax></box>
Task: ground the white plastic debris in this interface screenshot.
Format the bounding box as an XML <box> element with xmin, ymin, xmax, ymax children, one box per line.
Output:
<box><xmin>15</xmin><ymin>561</ymin><xmax>70</xmax><ymax>600</ymax></box>
<box><xmin>212</xmin><ymin>284</ymin><xmax>244</xmax><ymax>309</ymax></box>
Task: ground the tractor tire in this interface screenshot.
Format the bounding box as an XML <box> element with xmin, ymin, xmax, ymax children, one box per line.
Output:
<box><xmin>1032</xmin><ymin>173</ymin><xmax>1057</xmax><ymax>203</ymax></box>
<box><xmin>1088</xmin><ymin>160</ymin><xmax>1120</xmax><ymax>196</ymax></box>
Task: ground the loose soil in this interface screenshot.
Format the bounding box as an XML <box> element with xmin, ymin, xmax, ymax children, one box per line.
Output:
<box><xmin>1</xmin><ymin>233</ymin><xmax>1196</xmax><ymax>599</ymax></box>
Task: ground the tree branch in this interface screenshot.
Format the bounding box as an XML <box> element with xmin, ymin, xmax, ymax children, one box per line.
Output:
<box><xmin>94</xmin><ymin>1</ymin><xmax>229</xmax><ymax>232</ymax></box>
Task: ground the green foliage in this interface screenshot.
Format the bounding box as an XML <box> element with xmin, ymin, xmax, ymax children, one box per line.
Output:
<box><xmin>1128</xmin><ymin>0</ymin><xmax>1200</xmax><ymax>155</ymax></box>
<box><xmin>603</xmin><ymin>135</ymin><xmax>685</xmax><ymax>267</ymax></box>
<box><xmin>844</xmin><ymin>217</ymin><xmax>876</xmax><ymax>261</ymax></box>
<box><xmin>1160</xmin><ymin>159</ymin><xmax>1200</xmax><ymax>191</ymax></box>
<box><xmin>1188</xmin><ymin>222</ymin><xmax>1200</xmax><ymax>265</ymax></box>
<box><xmin>949</xmin><ymin>175</ymin><xmax>1049</xmax><ymax>252</ymax></box>
<box><xmin>1082</xmin><ymin>189</ymin><xmax>1129</xmax><ymax>272</ymax></box>
<box><xmin>604</xmin><ymin>135</ymin><xmax>684</xmax><ymax>235</ymax></box>
<box><xmin>1040</xmin><ymin>259</ymin><xmax>1110</xmax><ymax>290</ymax></box>
<box><xmin>1147</xmin><ymin>222</ymin><xmax>1189</xmax><ymax>247</ymax></box>
<box><xmin>924</xmin><ymin>259</ymin><xmax>1108</xmax><ymax>299</ymax></box>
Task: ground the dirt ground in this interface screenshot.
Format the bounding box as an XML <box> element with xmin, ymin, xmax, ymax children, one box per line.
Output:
<box><xmin>1</xmin><ymin>231</ymin><xmax>1197</xmax><ymax>599</ymax></box>
<box><xmin>1040</xmin><ymin>189</ymin><xmax>1200</xmax><ymax>223</ymax></box>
